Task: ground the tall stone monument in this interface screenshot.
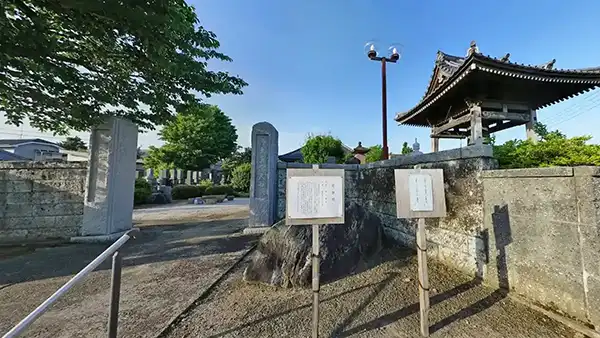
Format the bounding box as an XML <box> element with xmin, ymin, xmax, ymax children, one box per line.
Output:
<box><xmin>244</xmin><ymin>122</ymin><xmax>278</xmax><ymax>234</ymax></box>
<box><xmin>75</xmin><ymin>117</ymin><xmax>138</xmax><ymax>242</ymax></box>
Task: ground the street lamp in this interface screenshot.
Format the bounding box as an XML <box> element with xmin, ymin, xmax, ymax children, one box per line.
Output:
<box><xmin>366</xmin><ymin>42</ymin><xmax>401</xmax><ymax>160</ymax></box>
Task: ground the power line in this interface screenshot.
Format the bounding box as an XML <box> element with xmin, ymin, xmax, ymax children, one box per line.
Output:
<box><xmin>548</xmin><ymin>100</ymin><xmax>600</xmax><ymax>129</ymax></box>
<box><xmin>540</xmin><ymin>89</ymin><xmax>600</xmax><ymax>124</ymax></box>
<box><xmin>542</xmin><ymin>90</ymin><xmax>600</xmax><ymax>126</ymax></box>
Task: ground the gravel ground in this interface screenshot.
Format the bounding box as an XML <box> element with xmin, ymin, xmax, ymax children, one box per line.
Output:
<box><xmin>166</xmin><ymin>248</ymin><xmax>582</xmax><ymax>338</ymax></box>
<box><xmin>133</xmin><ymin>198</ymin><xmax>249</xmax><ymax>227</ymax></box>
<box><xmin>0</xmin><ymin>204</ymin><xmax>256</xmax><ymax>338</ymax></box>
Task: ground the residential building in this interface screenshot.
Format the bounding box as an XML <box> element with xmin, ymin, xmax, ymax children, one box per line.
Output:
<box><xmin>0</xmin><ymin>138</ymin><xmax>66</xmax><ymax>161</ymax></box>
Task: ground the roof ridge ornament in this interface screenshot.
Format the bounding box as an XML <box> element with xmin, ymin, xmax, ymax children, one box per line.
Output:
<box><xmin>466</xmin><ymin>40</ymin><xmax>479</xmax><ymax>57</ymax></box>
<box><xmin>542</xmin><ymin>59</ymin><xmax>556</xmax><ymax>70</ymax></box>
<box><xmin>500</xmin><ymin>53</ymin><xmax>511</xmax><ymax>62</ymax></box>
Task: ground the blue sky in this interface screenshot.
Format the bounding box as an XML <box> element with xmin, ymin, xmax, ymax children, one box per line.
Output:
<box><xmin>2</xmin><ymin>0</ymin><xmax>600</xmax><ymax>154</ymax></box>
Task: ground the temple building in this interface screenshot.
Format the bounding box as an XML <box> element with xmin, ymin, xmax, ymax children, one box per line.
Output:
<box><xmin>395</xmin><ymin>41</ymin><xmax>600</xmax><ymax>152</ymax></box>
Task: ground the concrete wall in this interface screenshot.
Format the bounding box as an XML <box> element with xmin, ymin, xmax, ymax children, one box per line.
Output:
<box><xmin>0</xmin><ymin>161</ymin><xmax>87</xmax><ymax>243</ymax></box>
<box><xmin>276</xmin><ymin>144</ymin><xmax>498</xmax><ymax>276</ymax></box>
<box><xmin>481</xmin><ymin>166</ymin><xmax>600</xmax><ymax>327</ymax></box>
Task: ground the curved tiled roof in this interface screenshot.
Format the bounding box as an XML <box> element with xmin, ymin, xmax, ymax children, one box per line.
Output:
<box><xmin>396</xmin><ymin>49</ymin><xmax>600</xmax><ymax>126</ymax></box>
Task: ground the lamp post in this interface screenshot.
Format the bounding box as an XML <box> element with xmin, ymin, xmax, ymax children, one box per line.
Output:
<box><xmin>367</xmin><ymin>43</ymin><xmax>401</xmax><ymax>160</ymax></box>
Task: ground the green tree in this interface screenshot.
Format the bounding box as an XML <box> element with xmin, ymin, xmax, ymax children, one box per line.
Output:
<box><xmin>58</xmin><ymin>136</ymin><xmax>87</xmax><ymax>151</ymax></box>
<box><xmin>144</xmin><ymin>104</ymin><xmax>238</xmax><ymax>171</ymax></box>
<box><xmin>301</xmin><ymin>134</ymin><xmax>345</xmax><ymax>164</ymax></box>
<box><xmin>401</xmin><ymin>142</ymin><xmax>413</xmax><ymax>155</ymax></box>
<box><xmin>221</xmin><ymin>147</ymin><xmax>252</xmax><ymax>184</ymax></box>
<box><xmin>231</xmin><ymin>162</ymin><xmax>251</xmax><ymax>193</ymax></box>
<box><xmin>365</xmin><ymin>145</ymin><xmax>383</xmax><ymax>162</ymax></box>
<box><xmin>493</xmin><ymin>122</ymin><xmax>600</xmax><ymax>168</ymax></box>
<box><xmin>1</xmin><ymin>0</ymin><xmax>247</xmax><ymax>135</ymax></box>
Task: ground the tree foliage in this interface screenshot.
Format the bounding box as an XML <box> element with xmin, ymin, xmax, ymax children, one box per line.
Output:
<box><xmin>231</xmin><ymin>162</ymin><xmax>251</xmax><ymax>193</ymax></box>
<box><xmin>301</xmin><ymin>134</ymin><xmax>345</xmax><ymax>164</ymax></box>
<box><xmin>143</xmin><ymin>104</ymin><xmax>237</xmax><ymax>171</ymax></box>
<box><xmin>1</xmin><ymin>0</ymin><xmax>247</xmax><ymax>134</ymax></box>
<box><xmin>58</xmin><ymin>136</ymin><xmax>87</xmax><ymax>151</ymax></box>
<box><xmin>493</xmin><ymin>122</ymin><xmax>600</xmax><ymax>168</ymax></box>
<box><xmin>221</xmin><ymin>146</ymin><xmax>251</xmax><ymax>184</ymax></box>
<box><xmin>364</xmin><ymin>145</ymin><xmax>383</xmax><ymax>163</ymax></box>
<box><xmin>401</xmin><ymin>142</ymin><xmax>413</xmax><ymax>155</ymax></box>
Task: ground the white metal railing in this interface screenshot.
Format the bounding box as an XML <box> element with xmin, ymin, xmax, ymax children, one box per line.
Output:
<box><xmin>2</xmin><ymin>228</ymin><xmax>139</xmax><ymax>338</ymax></box>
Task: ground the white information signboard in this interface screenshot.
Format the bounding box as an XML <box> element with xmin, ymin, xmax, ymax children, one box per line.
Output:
<box><xmin>408</xmin><ymin>174</ymin><xmax>434</xmax><ymax>212</ymax></box>
<box><xmin>287</xmin><ymin>176</ymin><xmax>344</xmax><ymax>219</ymax></box>
<box><xmin>395</xmin><ymin>168</ymin><xmax>446</xmax><ymax>219</ymax></box>
<box><xmin>286</xmin><ymin>167</ymin><xmax>345</xmax><ymax>225</ymax></box>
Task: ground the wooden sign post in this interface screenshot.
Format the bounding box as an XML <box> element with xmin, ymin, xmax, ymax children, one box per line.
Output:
<box><xmin>394</xmin><ymin>167</ymin><xmax>446</xmax><ymax>337</ymax></box>
<box><xmin>286</xmin><ymin>164</ymin><xmax>345</xmax><ymax>338</ymax></box>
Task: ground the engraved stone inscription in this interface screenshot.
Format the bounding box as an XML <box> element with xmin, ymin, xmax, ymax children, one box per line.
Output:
<box><xmin>254</xmin><ymin>134</ymin><xmax>269</xmax><ymax>198</ymax></box>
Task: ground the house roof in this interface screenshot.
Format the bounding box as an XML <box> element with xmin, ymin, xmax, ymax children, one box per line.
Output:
<box><xmin>0</xmin><ymin>138</ymin><xmax>59</xmax><ymax>148</ymax></box>
<box><xmin>0</xmin><ymin>149</ymin><xmax>30</xmax><ymax>161</ymax></box>
<box><xmin>395</xmin><ymin>47</ymin><xmax>600</xmax><ymax>127</ymax></box>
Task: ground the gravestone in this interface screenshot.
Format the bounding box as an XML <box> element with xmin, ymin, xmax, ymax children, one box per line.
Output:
<box><xmin>244</xmin><ymin>122</ymin><xmax>279</xmax><ymax>234</ymax></box>
<box><xmin>177</xmin><ymin>169</ymin><xmax>185</xmax><ymax>184</ymax></box>
<box><xmin>170</xmin><ymin>169</ymin><xmax>177</xmax><ymax>185</ymax></box>
<box><xmin>185</xmin><ymin>170</ymin><xmax>193</xmax><ymax>185</ymax></box>
<box><xmin>159</xmin><ymin>169</ymin><xmax>169</xmax><ymax>185</ymax></box>
<box><xmin>75</xmin><ymin>117</ymin><xmax>138</xmax><ymax>243</ymax></box>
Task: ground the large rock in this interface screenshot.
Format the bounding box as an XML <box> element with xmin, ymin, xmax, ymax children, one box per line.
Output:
<box><xmin>243</xmin><ymin>200</ymin><xmax>382</xmax><ymax>288</ymax></box>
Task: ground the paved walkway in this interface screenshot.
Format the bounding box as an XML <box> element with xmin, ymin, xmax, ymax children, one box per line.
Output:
<box><xmin>165</xmin><ymin>248</ymin><xmax>583</xmax><ymax>338</ymax></box>
<box><xmin>0</xmin><ymin>203</ymin><xmax>256</xmax><ymax>338</ymax></box>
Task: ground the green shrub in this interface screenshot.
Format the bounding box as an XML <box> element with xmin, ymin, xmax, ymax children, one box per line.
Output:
<box><xmin>365</xmin><ymin>145</ymin><xmax>383</xmax><ymax>162</ymax></box>
<box><xmin>205</xmin><ymin>185</ymin><xmax>234</xmax><ymax>196</ymax></box>
<box><xmin>231</xmin><ymin>162</ymin><xmax>251</xmax><ymax>193</ymax></box>
<box><xmin>493</xmin><ymin>122</ymin><xmax>600</xmax><ymax>168</ymax></box>
<box><xmin>233</xmin><ymin>191</ymin><xmax>250</xmax><ymax>198</ymax></box>
<box><xmin>198</xmin><ymin>179</ymin><xmax>212</xmax><ymax>188</ymax></box>
<box><xmin>172</xmin><ymin>185</ymin><xmax>205</xmax><ymax>200</ymax></box>
<box><xmin>134</xmin><ymin>178</ymin><xmax>152</xmax><ymax>205</ymax></box>
<box><xmin>301</xmin><ymin>134</ymin><xmax>345</xmax><ymax>164</ymax></box>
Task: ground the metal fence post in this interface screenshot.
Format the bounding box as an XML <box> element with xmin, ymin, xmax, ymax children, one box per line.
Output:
<box><xmin>107</xmin><ymin>251</ymin><xmax>122</xmax><ymax>338</ymax></box>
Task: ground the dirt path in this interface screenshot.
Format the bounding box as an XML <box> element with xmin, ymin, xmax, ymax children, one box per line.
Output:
<box><xmin>165</xmin><ymin>248</ymin><xmax>582</xmax><ymax>338</ymax></box>
<box><xmin>0</xmin><ymin>204</ymin><xmax>256</xmax><ymax>338</ymax></box>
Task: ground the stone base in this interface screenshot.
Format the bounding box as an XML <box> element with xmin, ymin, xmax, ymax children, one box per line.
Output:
<box><xmin>70</xmin><ymin>229</ymin><xmax>135</xmax><ymax>244</ymax></box>
<box><xmin>243</xmin><ymin>226</ymin><xmax>271</xmax><ymax>235</ymax></box>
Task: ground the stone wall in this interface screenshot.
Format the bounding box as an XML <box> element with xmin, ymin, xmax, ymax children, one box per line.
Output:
<box><xmin>276</xmin><ymin>144</ymin><xmax>497</xmax><ymax>276</ymax></box>
<box><xmin>481</xmin><ymin>166</ymin><xmax>600</xmax><ymax>327</ymax></box>
<box><xmin>0</xmin><ymin>161</ymin><xmax>87</xmax><ymax>243</ymax></box>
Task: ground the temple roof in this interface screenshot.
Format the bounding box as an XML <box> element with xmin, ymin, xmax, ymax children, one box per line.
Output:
<box><xmin>396</xmin><ymin>46</ymin><xmax>600</xmax><ymax>127</ymax></box>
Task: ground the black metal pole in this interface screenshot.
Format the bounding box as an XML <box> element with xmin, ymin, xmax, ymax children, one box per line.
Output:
<box><xmin>108</xmin><ymin>251</ymin><xmax>122</xmax><ymax>338</ymax></box>
<box><xmin>381</xmin><ymin>58</ymin><xmax>389</xmax><ymax>160</ymax></box>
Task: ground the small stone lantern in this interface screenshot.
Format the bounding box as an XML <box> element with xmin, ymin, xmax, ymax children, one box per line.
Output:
<box><xmin>352</xmin><ymin>142</ymin><xmax>370</xmax><ymax>164</ymax></box>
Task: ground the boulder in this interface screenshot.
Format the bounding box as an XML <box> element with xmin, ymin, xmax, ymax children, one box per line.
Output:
<box><xmin>243</xmin><ymin>200</ymin><xmax>382</xmax><ymax>288</ymax></box>
<box><xmin>148</xmin><ymin>192</ymin><xmax>169</xmax><ymax>204</ymax></box>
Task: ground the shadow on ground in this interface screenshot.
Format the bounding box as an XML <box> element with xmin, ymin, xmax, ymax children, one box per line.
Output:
<box><xmin>164</xmin><ymin>244</ymin><xmax>576</xmax><ymax>338</ymax></box>
<box><xmin>0</xmin><ymin>218</ymin><xmax>252</xmax><ymax>286</ymax></box>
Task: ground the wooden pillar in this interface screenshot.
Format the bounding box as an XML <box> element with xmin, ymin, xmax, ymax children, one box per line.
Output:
<box><xmin>469</xmin><ymin>103</ymin><xmax>483</xmax><ymax>146</ymax></box>
<box><xmin>526</xmin><ymin>109</ymin><xmax>538</xmax><ymax>143</ymax></box>
<box><xmin>430</xmin><ymin>136</ymin><xmax>439</xmax><ymax>153</ymax></box>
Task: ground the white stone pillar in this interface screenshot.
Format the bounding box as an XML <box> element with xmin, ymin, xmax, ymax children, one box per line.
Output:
<box><xmin>75</xmin><ymin>117</ymin><xmax>138</xmax><ymax>242</ymax></box>
<box><xmin>526</xmin><ymin>109</ymin><xmax>538</xmax><ymax>143</ymax></box>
